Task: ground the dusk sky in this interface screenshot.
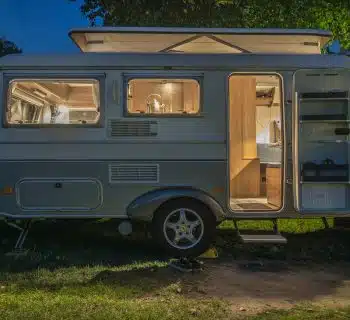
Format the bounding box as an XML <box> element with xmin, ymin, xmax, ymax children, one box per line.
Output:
<box><xmin>0</xmin><ymin>0</ymin><xmax>93</xmax><ymax>53</ymax></box>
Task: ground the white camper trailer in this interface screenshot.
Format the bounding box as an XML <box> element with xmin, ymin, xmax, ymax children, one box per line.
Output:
<box><xmin>0</xmin><ymin>27</ymin><xmax>349</xmax><ymax>256</ymax></box>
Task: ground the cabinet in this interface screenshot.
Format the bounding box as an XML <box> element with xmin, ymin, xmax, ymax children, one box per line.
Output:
<box><xmin>298</xmin><ymin>91</ymin><xmax>350</xmax><ymax>211</ymax></box>
<box><xmin>266</xmin><ymin>164</ymin><xmax>282</xmax><ymax>208</ymax></box>
<box><xmin>229</xmin><ymin>76</ymin><xmax>260</xmax><ymax>198</ymax></box>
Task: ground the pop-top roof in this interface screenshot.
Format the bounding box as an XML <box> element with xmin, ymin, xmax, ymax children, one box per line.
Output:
<box><xmin>69</xmin><ymin>27</ymin><xmax>332</xmax><ymax>54</ymax></box>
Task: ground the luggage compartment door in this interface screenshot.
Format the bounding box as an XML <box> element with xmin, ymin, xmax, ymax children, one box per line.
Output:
<box><xmin>17</xmin><ymin>178</ymin><xmax>103</xmax><ymax>211</ymax></box>
<box><xmin>293</xmin><ymin>68</ymin><xmax>350</xmax><ymax>213</ymax></box>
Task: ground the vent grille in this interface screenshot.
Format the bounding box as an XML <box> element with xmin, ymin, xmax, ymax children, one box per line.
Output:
<box><xmin>109</xmin><ymin>164</ymin><xmax>159</xmax><ymax>183</ymax></box>
<box><xmin>108</xmin><ymin>119</ymin><xmax>158</xmax><ymax>137</ymax></box>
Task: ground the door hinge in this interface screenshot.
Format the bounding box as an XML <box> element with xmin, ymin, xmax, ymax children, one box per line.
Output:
<box><xmin>286</xmin><ymin>178</ymin><xmax>293</xmax><ymax>184</ymax></box>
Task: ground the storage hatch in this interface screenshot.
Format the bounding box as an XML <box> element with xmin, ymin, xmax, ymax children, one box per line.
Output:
<box><xmin>17</xmin><ymin>178</ymin><xmax>102</xmax><ymax>211</ymax></box>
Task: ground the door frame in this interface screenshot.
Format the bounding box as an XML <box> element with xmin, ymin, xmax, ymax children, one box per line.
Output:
<box><xmin>226</xmin><ymin>71</ymin><xmax>287</xmax><ymax>217</ymax></box>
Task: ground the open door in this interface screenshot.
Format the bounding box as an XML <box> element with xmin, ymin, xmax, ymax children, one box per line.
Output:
<box><xmin>228</xmin><ymin>74</ymin><xmax>284</xmax><ymax>212</ymax></box>
<box><xmin>293</xmin><ymin>68</ymin><xmax>350</xmax><ymax>213</ymax></box>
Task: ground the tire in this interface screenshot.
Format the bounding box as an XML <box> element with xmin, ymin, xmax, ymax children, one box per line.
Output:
<box><xmin>151</xmin><ymin>199</ymin><xmax>216</xmax><ymax>257</ymax></box>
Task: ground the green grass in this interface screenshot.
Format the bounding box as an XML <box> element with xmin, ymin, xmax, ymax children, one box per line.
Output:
<box><xmin>218</xmin><ymin>217</ymin><xmax>333</xmax><ymax>233</ymax></box>
<box><xmin>0</xmin><ymin>266</ymin><xmax>228</xmax><ymax>320</ymax></box>
<box><xmin>0</xmin><ymin>218</ymin><xmax>348</xmax><ymax>319</ymax></box>
<box><xmin>1</xmin><ymin>262</ymin><xmax>350</xmax><ymax>320</ymax></box>
<box><xmin>216</xmin><ymin>218</ymin><xmax>350</xmax><ymax>262</ymax></box>
<box><xmin>0</xmin><ymin>264</ymin><xmax>350</xmax><ymax>320</ymax></box>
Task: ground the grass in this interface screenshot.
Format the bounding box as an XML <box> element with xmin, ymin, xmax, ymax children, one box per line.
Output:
<box><xmin>216</xmin><ymin>218</ymin><xmax>350</xmax><ymax>262</ymax></box>
<box><xmin>0</xmin><ymin>218</ymin><xmax>349</xmax><ymax>319</ymax></box>
<box><xmin>219</xmin><ymin>218</ymin><xmax>333</xmax><ymax>233</ymax></box>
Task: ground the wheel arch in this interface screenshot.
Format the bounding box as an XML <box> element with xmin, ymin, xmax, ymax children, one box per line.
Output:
<box><xmin>126</xmin><ymin>187</ymin><xmax>226</xmax><ymax>223</ymax></box>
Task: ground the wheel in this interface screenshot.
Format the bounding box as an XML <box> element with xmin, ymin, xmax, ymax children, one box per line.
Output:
<box><xmin>152</xmin><ymin>199</ymin><xmax>216</xmax><ymax>257</ymax></box>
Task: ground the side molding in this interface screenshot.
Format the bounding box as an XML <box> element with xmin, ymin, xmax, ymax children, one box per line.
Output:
<box><xmin>126</xmin><ymin>187</ymin><xmax>226</xmax><ymax>222</ymax></box>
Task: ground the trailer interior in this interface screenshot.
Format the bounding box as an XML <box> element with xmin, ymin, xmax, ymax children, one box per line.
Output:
<box><xmin>7</xmin><ymin>79</ymin><xmax>100</xmax><ymax>125</ymax></box>
<box><xmin>228</xmin><ymin>74</ymin><xmax>283</xmax><ymax>211</ymax></box>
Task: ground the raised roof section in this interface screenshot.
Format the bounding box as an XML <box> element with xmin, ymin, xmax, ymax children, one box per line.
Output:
<box><xmin>69</xmin><ymin>27</ymin><xmax>332</xmax><ymax>54</ymax></box>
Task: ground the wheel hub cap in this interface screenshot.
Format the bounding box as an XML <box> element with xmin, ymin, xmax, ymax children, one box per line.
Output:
<box><xmin>163</xmin><ymin>207</ymin><xmax>204</xmax><ymax>250</ymax></box>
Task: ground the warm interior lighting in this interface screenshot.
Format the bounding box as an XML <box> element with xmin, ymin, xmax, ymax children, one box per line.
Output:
<box><xmin>127</xmin><ymin>78</ymin><xmax>200</xmax><ymax>115</ymax></box>
<box><xmin>12</xmin><ymin>88</ymin><xmax>44</xmax><ymax>107</ymax></box>
<box><xmin>164</xmin><ymin>83</ymin><xmax>173</xmax><ymax>93</ymax></box>
<box><xmin>8</xmin><ymin>79</ymin><xmax>101</xmax><ymax>125</ymax></box>
<box><xmin>2</xmin><ymin>186</ymin><xmax>13</xmax><ymax>195</ymax></box>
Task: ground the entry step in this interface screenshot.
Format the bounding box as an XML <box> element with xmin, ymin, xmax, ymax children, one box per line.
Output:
<box><xmin>239</xmin><ymin>234</ymin><xmax>287</xmax><ymax>244</ymax></box>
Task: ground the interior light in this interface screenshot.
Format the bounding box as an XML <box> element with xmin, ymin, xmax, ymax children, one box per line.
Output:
<box><xmin>164</xmin><ymin>83</ymin><xmax>173</xmax><ymax>93</ymax></box>
<box><xmin>2</xmin><ymin>186</ymin><xmax>13</xmax><ymax>195</ymax></box>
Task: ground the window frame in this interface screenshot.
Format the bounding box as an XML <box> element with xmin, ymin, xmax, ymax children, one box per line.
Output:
<box><xmin>123</xmin><ymin>74</ymin><xmax>203</xmax><ymax>117</ymax></box>
<box><xmin>3</xmin><ymin>74</ymin><xmax>105</xmax><ymax>128</ymax></box>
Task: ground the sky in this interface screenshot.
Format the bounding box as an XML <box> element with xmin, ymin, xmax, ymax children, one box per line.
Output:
<box><xmin>0</xmin><ymin>0</ymin><xmax>92</xmax><ymax>53</ymax></box>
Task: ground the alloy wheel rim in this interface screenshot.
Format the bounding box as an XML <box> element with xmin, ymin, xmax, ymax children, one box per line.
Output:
<box><xmin>163</xmin><ymin>207</ymin><xmax>204</xmax><ymax>250</ymax></box>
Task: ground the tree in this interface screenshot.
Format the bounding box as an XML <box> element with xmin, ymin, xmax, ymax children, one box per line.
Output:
<box><xmin>0</xmin><ymin>38</ymin><xmax>22</xmax><ymax>57</ymax></box>
<box><xmin>73</xmin><ymin>0</ymin><xmax>350</xmax><ymax>49</ymax></box>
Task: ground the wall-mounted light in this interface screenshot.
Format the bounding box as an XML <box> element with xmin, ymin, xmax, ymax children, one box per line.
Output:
<box><xmin>128</xmin><ymin>84</ymin><xmax>133</xmax><ymax>98</ymax></box>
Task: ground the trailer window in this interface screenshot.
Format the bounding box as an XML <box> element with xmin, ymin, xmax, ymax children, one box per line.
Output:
<box><xmin>6</xmin><ymin>79</ymin><xmax>100</xmax><ymax>126</ymax></box>
<box><xmin>127</xmin><ymin>78</ymin><xmax>200</xmax><ymax>115</ymax></box>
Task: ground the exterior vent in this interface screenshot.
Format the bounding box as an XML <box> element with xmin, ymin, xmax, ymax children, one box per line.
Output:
<box><xmin>109</xmin><ymin>164</ymin><xmax>159</xmax><ymax>183</ymax></box>
<box><xmin>108</xmin><ymin>119</ymin><xmax>158</xmax><ymax>137</ymax></box>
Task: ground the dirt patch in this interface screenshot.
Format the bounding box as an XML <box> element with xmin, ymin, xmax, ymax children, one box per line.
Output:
<box><xmin>91</xmin><ymin>260</ymin><xmax>350</xmax><ymax>314</ymax></box>
<box><xmin>182</xmin><ymin>261</ymin><xmax>350</xmax><ymax>314</ymax></box>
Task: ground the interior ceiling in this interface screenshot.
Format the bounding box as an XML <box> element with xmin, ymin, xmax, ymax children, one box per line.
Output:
<box><xmin>70</xmin><ymin>28</ymin><xmax>332</xmax><ymax>54</ymax></box>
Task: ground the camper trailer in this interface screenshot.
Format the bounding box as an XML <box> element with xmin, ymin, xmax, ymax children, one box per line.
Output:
<box><xmin>0</xmin><ymin>27</ymin><xmax>349</xmax><ymax>256</ymax></box>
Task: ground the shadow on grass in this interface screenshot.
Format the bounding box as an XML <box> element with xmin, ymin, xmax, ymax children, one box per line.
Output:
<box><xmin>0</xmin><ymin>219</ymin><xmax>349</xmax><ymax>305</ymax></box>
<box><xmin>0</xmin><ymin>219</ymin><xmax>349</xmax><ymax>271</ymax></box>
<box><xmin>0</xmin><ymin>220</ymin><xmax>168</xmax><ymax>272</ymax></box>
<box><xmin>215</xmin><ymin>227</ymin><xmax>350</xmax><ymax>263</ymax></box>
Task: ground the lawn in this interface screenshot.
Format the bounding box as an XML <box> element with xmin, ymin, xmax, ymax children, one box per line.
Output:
<box><xmin>0</xmin><ymin>218</ymin><xmax>349</xmax><ymax>320</ymax></box>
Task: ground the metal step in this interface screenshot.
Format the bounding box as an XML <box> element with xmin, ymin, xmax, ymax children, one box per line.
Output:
<box><xmin>239</xmin><ymin>234</ymin><xmax>287</xmax><ymax>244</ymax></box>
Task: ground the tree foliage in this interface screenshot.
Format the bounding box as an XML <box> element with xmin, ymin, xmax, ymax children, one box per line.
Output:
<box><xmin>0</xmin><ymin>38</ymin><xmax>22</xmax><ymax>57</ymax></box>
<box><xmin>74</xmin><ymin>0</ymin><xmax>350</xmax><ymax>49</ymax></box>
